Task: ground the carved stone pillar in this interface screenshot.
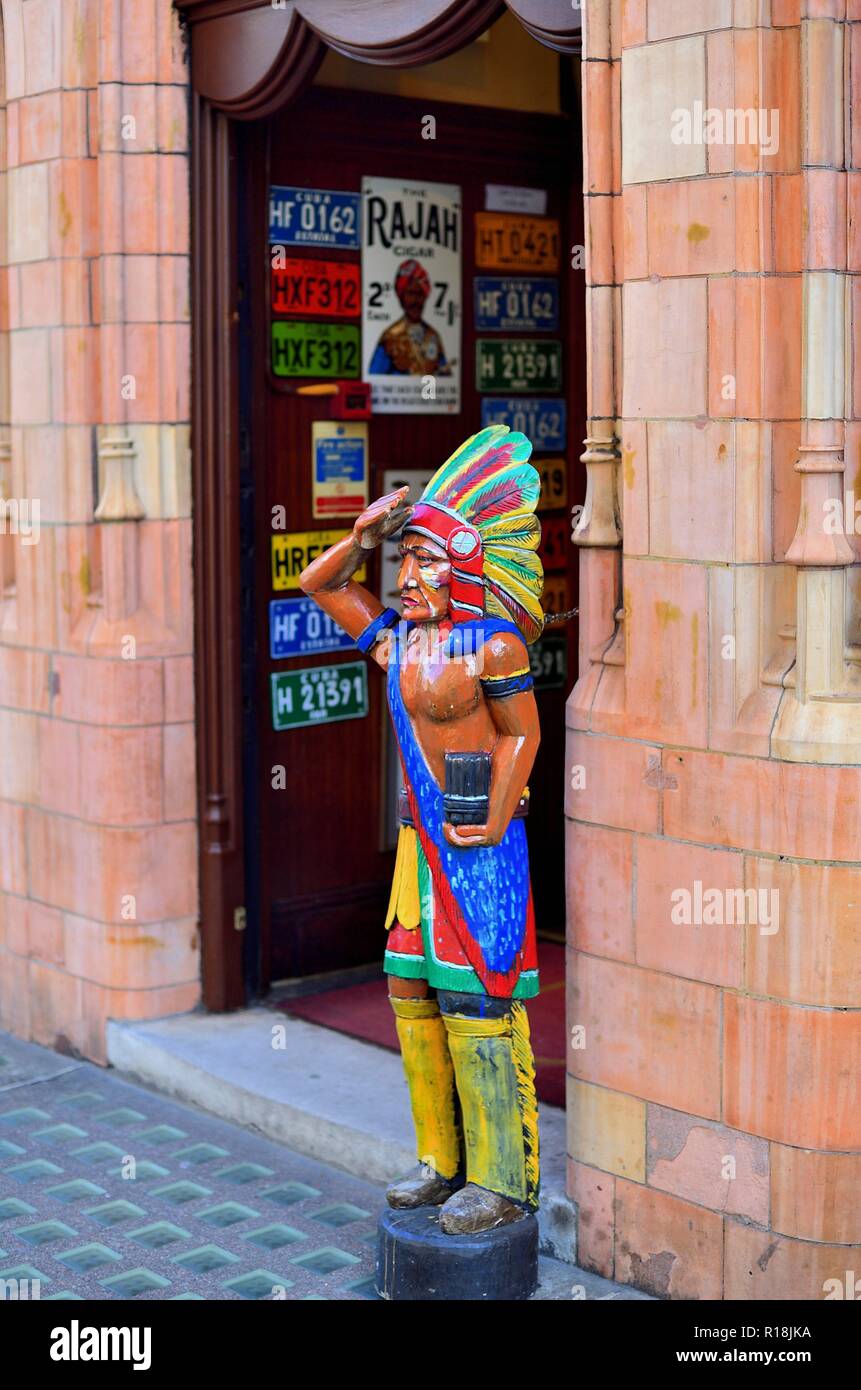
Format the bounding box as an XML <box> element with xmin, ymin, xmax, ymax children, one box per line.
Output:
<box><xmin>94</xmin><ymin>430</ymin><xmax>145</xmax><ymax>627</ymax></box>
<box><xmin>94</xmin><ymin>433</ymin><xmax>146</xmax><ymax>524</ymax></box>
<box><xmin>0</xmin><ymin>435</ymin><xmax>14</xmax><ymax>600</ymax></box>
<box><xmin>773</xmin><ymin>15</ymin><xmax>861</xmax><ymax>762</ymax></box>
<box><xmin>574</xmin><ymin>433</ymin><xmax>622</xmax><ymax>549</ymax></box>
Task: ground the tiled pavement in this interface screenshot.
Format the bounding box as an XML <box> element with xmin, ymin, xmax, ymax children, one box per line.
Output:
<box><xmin>0</xmin><ymin>1031</ymin><xmax>639</xmax><ymax>1302</ymax></box>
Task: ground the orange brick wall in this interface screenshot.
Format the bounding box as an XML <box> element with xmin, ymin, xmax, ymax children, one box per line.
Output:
<box><xmin>570</xmin><ymin>0</ymin><xmax>861</xmax><ymax>1298</ymax></box>
<box><xmin>0</xmin><ymin>0</ymin><xmax>199</xmax><ymax>1062</ymax></box>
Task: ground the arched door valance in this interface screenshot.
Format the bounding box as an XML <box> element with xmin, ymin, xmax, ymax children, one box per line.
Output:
<box><xmin>176</xmin><ymin>0</ymin><xmax>581</xmax><ymax>116</ymax></box>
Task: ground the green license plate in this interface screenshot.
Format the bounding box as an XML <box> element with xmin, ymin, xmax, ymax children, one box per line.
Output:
<box><xmin>529</xmin><ymin>636</ymin><xmax>567</xmax><ymax>691</ymax></box>
<box><xmin>271</xmin><ymin>321</ymin><xmax>360</xmax><ymax>378</ymax></box>
<box><xmin>271</xmin><ymin>661</ymin><xmax>368</xmax><ymax>730</ymax></box>
<box><xmin>476</xmin><ymin>338</ymin><xmax>562</xmax><ymax>393</ymax></box>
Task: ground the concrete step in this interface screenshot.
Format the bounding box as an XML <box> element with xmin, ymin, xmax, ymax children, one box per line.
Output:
<box><xmin>106</xmin><ymin>1005</ymin><xmax>579</xmax><ymax>1264</ymax></box>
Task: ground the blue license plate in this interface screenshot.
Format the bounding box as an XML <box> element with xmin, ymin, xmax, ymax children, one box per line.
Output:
<box><xmin>474</xmin><ymin>277</ymin><xmax>559</xmax><ymax>332</ymax></box>
<box><xmin>480</xmin><ymin>397</ymin><xmax>567</xmax><ymax>453</ymax></box>
<box><xmin>268</xmin><ymin>186</ymin><xmax>360</xmax><ymax>249</ymax></box>
<box><xmin>269</xmin><ymin>598</ymin><xmax>354</xmax><ymax>659</ymax></box>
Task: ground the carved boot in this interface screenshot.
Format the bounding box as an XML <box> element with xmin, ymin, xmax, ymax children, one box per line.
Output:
<box><xmin>437</xmin><ymin>1181</ymin><xmax>525</xmax><ymax>1234</ymax></box>
<box><xmin>387</xmin><ymin>996</ymin><xmax>463</xmax><ymax>1209</ymax></box>
<box><xmin>385</xmin><ymin>1162</ymin><xmax>460</xmax><ymax>1209</ymax></box>
<box><xmin>438</xmin><ymin>996</ymin><xmax>540</xmax><ymax>1236</ymax></box>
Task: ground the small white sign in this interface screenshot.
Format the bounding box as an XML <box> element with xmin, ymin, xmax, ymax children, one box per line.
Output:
<box><xmin>485</xmin><ymin>184</ymin><xmax>548</xmax><ymax>216</ymax></box>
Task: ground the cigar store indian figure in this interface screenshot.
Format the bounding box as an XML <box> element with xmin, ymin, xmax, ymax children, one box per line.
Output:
<box><xmin>300</xmin><ymin>426</ymin><xmax>543</xmax><ymax>1235</ymax></box>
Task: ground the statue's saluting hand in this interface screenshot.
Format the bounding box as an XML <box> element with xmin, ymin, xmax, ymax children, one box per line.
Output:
<box><xmin>353</xmin><ymin>487</ymin><xmax>412</xmax><ymax>550</ymax></box>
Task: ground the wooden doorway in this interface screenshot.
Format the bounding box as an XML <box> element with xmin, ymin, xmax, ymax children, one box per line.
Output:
<box><xmin>237</xmin><ymin>85</ymin><xmax>584</xmax><ymax>989</ymax></box>
<box><xmin>177</xmin><ymin>0</ymin><xmax>584</xmax><ymax>1011</ymax></box>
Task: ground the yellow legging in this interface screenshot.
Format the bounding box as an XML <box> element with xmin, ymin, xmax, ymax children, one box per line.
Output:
<box><xmin>390</xmin><ymin>997</ymin><xmax>461</xmax><ymax>1180</ymax></box>
<box><xmin>389</xmin><ymin>995</ymin><xmax>540</xmax><ymax>1208</ymax></box>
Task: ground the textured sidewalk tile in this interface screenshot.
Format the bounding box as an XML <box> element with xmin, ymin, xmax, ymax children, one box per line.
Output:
<box><xmin>0</xmin><ymin>1032</ymin><xmax>646</xmax><ymax>1302</ymax></box>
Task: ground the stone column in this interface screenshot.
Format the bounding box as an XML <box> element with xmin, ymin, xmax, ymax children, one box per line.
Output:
<box><xmin>773</xmin><ymin>11</ymin><xmax>860</xmax><ymax>759</ymax></box>
<box><xmin>0</xmin><ymin>0</ymin><xmax>198</xmax><ymax>1063</ymax></box>
<box><xmin>568</xmin><ymin>0</ymin><xmax>861</xmax><ymax>1300</ymax></box>
<box><xmin>569</xmin><ymin>1</ymin><xmax>623</xmax><ymax>733</ymax></box>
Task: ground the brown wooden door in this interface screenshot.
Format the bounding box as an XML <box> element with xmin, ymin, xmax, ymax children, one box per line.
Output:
<box><xmin>242</xmin><ymin>86</ymin><xmax>584</xmax><ymax>986</ymax></box>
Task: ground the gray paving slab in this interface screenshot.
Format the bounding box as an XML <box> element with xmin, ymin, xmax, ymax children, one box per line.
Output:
<box><xmin>0</xmin><ymin>1030</ymin><xmax>648</xmax><ymax>1302</ymax></box>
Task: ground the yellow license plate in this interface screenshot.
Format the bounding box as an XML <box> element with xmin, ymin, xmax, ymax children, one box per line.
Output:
<box><xmin>272</xmin><ymin>530</ymin><xmax>366</xmax><ymax>592</ymax></box>
<box><xmin>536</xmin><ymin>458</ymin><xmax>568</xmax><ymax>511</ymax></box>
<box><xmin>475</xmin><ymin>214</ymin><xmax>560</xmax><ymax>272</ymax></box>
<box><xmin>541</xmin><ymin>574</ymin><xmax>570</xmax><ymax>620</ymax></box>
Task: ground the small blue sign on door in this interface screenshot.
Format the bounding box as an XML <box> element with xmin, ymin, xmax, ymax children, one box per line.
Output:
<box><xmin>269</xmin><ymin>186</ymin><xmax>361</xmax><ymax>249</ymax></box>
<box><xmin>474</xmin><ymin>277</ymin><xmax>560</xmax><ymax>332</ymax></box>
<box><xmin>269</xmin><ymin>597</ymin><xmax>354</xmax><ymax>659</ymax></box>
<box><xmin>480</xmin><ymin>397</ymin><xmax>567</xmax><ymax>453</ymax></box>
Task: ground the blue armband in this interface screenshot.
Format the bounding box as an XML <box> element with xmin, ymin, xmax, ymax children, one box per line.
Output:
<box><xmin>480</xmin><ymin>668</ymin><xmax>534</xmax><ymax>699</ymax></box>
<box><xmin>356</xmin><ymin>607</ymin><xmax>399</xmax><ymax>654</ymax></box>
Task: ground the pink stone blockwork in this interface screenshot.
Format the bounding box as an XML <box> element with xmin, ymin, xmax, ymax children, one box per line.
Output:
<box><xmin>647</xmin><ymin>176</ymin><xmax>736</xmax><ymax>278</ymax></box>
<box><xmin>745</xmin><ymin>857</ymin><xmax>861</xmax><ymax>1008</ymax></box>
<box><xmin>567</xmin><ymin>1159</ymin><xmax>615</xmax><ymax>1277</ymax></box>
<box><xmin>614</xmin><ymin>1180</ymin><xmax>723</xmax><ymax>1300</ymax></box>
<box><xmin>662</xmin><ymin>749</ymin><xmax>861</xmax><ymax>861</ymax></box>
<box><xmin>724</xmin><ymin>993</ymin><xmax>861</xmax><ymax>1150</ymax></box>
<box><xmin>724</xmin><ymin>1221</ymin><xmax>858</xmax><ymax>1302</ymax></box>
<box><xmin>565</xmin><ymin>730</ymin><xmax>662</xmax><ymax>833</ymax></box>
<box><xmin>567</xmin><ymin>820</ymin><xmax>635</xmax><ymax>962</ymax></box>
<box><xmin>620</xmin><ymin>556</ymin><xmax>709</xmax><ymax>746</ymax></box>
<box><xmin>646</xmin><ymin>1103</ymin><xmax>769</xmax><ymax>1223</ymax></box>
<box><xmin>634</xmin><ymin>834</ymin><xmax>744</xmax><ymax>987</ymax></box>
<box><xmin>619</xmin><ymin>418</ymin><xmax>648</xmax><ymax>555</ymax></box>
<box><xmin>77</xmin><ymin>980</ymin><xmax>202</xmax><ymax>1065</ymax></box>
<box><xmin>62</xmin><ymin>914</ymin><xmax>200</xmax><ymax>992</ymax></box>
<box><xmin>0</xmin><ymin>0</ymin><xmax>197</xmax><ymax>1066</ymax></box>
<box><xmin>646</xmin><ymin>419</ymin><xmax>734</xmax><ymax>563</ymax></box>
<box><xmin>771</xmin><ymin>1145</ymin><xmax>861</xmax><ymax>1245</ymax></box>
<box><xmin>569</xmin><ymin>951</ymin><xmax>722</xmax><ymax>1119</ymax></box>
<box><xmin>570</xmin><ymin>0</ymin><xmax>860</xmax><ymax>1303</ymax></box>
<box><xmin>622</xmin><ymin>278</ymin><xmax>708</xmax><ymax>419</ymax></box>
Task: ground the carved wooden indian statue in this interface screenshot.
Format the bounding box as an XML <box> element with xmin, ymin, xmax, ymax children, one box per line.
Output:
<box><xmin>300</xmin><ymin>426</ymin><xmax>543</xmax><ymax>1236</ymax></box>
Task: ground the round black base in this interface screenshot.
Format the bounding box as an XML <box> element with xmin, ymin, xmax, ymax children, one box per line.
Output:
<box><xmin>375</xmin><ymin>1203</ymin><xmax>538</xmax><ymax>1301</ymax></box>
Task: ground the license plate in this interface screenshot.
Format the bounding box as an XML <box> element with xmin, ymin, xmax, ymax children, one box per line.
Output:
<box><xmin>536</xmin><ymin>458</ymin><xmax>568</xmax><ymax>511</ymax></box>
<box><xmin>271</xmin><ymin>661</ymin><xmax>368</xmax><ymax>731</ymax></box>
<box><xmin>475</xmin><ymin>214</ymin><xmax>560</xmax><ymax>272</ymax></box>
<box><xmin>269</xmin><ymin>597</ymin><xmax>353</xmax><ymax>659</ymax></box>
<box><xmin>474</xmin><ymin>277</ymin><xmax>559</xmax><ymax>332</ymax></box>
<box><xmin>271</xmin><ymin>258</ymin><xmax>360</xmax><ymax>317</ymax></box>
<box><xmin>476</xmin><ymin>338</ymin><xmax>562</xmax><ymax>393</ymax></box>
<box><xmin>271</xmin><ymin>530</ymin><xmax>366</xmax><ymax>591</ymax></box>
<box><xmin>541</xmin><ymin>574</ymin><xmax>570</xmax><ymax>621</ymax></box>
<box><xmin>529</xmin><ymin>636</ymin><xmax>567</xmax><ymax>692</ymax></box>
<box><xmin>269</xmin><ymin>186</ymin><xmax>360</xmax><ymax>249</ymax></box>
<box><xmin>480</xmin><ymin>397</ymin><xmax>566</xmax><ymax>453</ymax></box>
<box><xmin>538</xmin><ymin>516</ymin><xmax>570</xmax><ymax>572</ymax></box>
<box><xmin>271</xmin><ymin>321</ymin><xmax>360</xmax><ymax>378</ymax></box>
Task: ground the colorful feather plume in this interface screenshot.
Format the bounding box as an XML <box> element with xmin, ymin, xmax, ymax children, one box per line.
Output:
<box><xmin>420</xmin><ymin>426</ymin><xmax>545</xmax><ymax>643</ymax></box>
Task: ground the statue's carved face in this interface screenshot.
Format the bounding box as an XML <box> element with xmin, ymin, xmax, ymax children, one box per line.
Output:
<box><xmin>397</xmin><ymin>532</ymin><xmax>450</xmax><ymax>622</ymax></box>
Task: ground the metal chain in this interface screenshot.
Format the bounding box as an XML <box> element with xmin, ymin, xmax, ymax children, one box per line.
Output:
<box><xmin>541</xmin><ymin>606</ymin><xmax>579</xmax><ymax>628</ymax></box>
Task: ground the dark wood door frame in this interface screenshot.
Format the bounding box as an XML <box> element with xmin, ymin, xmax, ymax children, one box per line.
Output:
<box><xmin>174</xmin><ymin>0</ymin><xmax>582</xmax><ymax>1010</ymax></box>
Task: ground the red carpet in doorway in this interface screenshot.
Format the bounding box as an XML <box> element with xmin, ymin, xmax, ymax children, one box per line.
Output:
<box><xmin>279</xmin><ymin>942</ymin><xmax>566</xmax><ymax>1108</ymax></box>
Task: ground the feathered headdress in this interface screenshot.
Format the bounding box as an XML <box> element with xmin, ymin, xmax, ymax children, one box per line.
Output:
<box><xmin>405</xmin><ymin>426</ymin><xmax>544</xmax><ymax>644</ymax></box>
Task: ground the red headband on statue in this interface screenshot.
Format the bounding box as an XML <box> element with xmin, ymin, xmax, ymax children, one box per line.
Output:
<box><xmin>406</xmin><ymin>501</ymin><xmax>484</xmax><ymax>624</ymax></box>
